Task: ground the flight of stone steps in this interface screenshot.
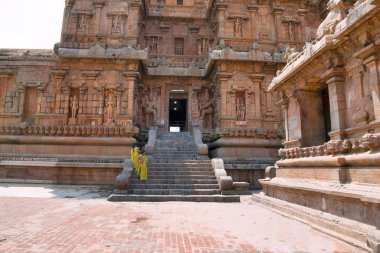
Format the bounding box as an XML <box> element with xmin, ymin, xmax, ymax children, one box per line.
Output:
<box><xmin>109</xmin><ymin>132</ymin><xmax>240</xmax><ymax>202</ymax></box>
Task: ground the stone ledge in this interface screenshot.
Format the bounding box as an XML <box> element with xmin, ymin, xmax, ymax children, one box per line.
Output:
<box><xmin>260</xmin><ymin>178</ymin><xmax>380</xmax><ymax>204</ymax></box>
<box><xmin>252</xmin><ymin>192</ymin><xmax>373</xmax><ymax>252</ymax></box>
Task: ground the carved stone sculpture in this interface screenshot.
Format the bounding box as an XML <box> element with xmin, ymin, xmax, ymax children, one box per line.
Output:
<box><xmin>316</xmin><ymin>0</ymin><xmax>346</xmax><ymax>39</ymax></box>
<box><xmin>104</xmin><ymin>89</ymin><xmax>117</xmax><ymax>125</ymax></box>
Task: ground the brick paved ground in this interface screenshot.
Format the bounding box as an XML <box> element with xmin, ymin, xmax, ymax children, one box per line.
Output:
<box><xmin>0</xmin><ymin>184</ymin><xmax>361</xmax><ymax>253</ymax></box>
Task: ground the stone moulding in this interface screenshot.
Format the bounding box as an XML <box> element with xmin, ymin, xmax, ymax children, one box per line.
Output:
<box><xmin>0</xmin><ymin>124</ymin><xmax>137</xmax><ymax>137</ymax></box>
<box><xmin>279</xmin><ymin>133</ymin><xmax>380</xmax><ymax>157</ymax></box>
<box><xmin>214</xmin><ymin>127</ymin><xmax>284</xmax><ymax>139</ymax></box>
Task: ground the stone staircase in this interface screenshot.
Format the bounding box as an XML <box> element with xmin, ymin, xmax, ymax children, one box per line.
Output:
<box><xmin>109</xmin><ymin>132</ymin><xmax>240</xmax><ymax>202</ymax></box>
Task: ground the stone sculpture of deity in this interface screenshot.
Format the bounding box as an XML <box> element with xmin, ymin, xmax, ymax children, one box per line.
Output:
<box><xmin>70</xmin><ymin>95</ymin><xmax>79</xmax><ymax>119</ymax></box>
<box><xmin>104</xmin><ymin>90</ymin><xmax>117</xmax><ymax>125</ymax></box>
<box><xmin>234</xmin><ymin>18</ymin><xmax>242</xmax><ymax>36</ymax></box>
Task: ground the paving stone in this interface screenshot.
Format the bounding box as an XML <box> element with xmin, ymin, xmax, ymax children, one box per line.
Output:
<box><xmin>0</xmin><ymin>184</ymin><xmax>362</xmax><ymax>253</ymax></box>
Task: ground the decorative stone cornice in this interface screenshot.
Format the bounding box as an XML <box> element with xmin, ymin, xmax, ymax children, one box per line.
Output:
<box><xmin>215</xmin><ymin>127</ymin><xmax>283</xmax><ymax>139</ymax></box>
<box><xmin>0</xmin><ymin>125</ymin><xmax>138</xmax><ymax>137</ymax></box>
<box><xmin>278</xmin><ymin>133</ymin><xmax>380</xmax><ymax>160</ymax></box>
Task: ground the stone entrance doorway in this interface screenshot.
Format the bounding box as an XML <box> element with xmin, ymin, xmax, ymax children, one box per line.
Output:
<box><xmin>169</xmin><ymin>98</ymin><xmax>187</xmax><ymax>132</ymax></box>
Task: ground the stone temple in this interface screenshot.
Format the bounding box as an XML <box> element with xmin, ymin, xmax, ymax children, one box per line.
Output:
<box><xmin>0</xmin><ymin>0</ymin><xmax>379</xmax><ymax>251</ymax></box>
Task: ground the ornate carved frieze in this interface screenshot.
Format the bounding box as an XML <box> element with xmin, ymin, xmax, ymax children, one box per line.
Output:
<box><xmin>215</xmin><ymin>127</ymin><xmax>283</xmax><ymax>139</ymax></box>
<box><xmin>0</xmin><ymin>124</ymin><xmax>137</xmax><ymax>137</ymax></box>
<box><xmin>278</xmin><ymin>133</ymin><xmax>380</xmax><ymax>159</ymax></box>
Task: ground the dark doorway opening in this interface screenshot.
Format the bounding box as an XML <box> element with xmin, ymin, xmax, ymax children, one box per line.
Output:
<box><xmin>321</xmin><ymin>87</ymin><xmax>331</xmax><ymax>142</ymax></box>
<box><xmin>169</xmin><ymin>99</ymin><xmax>187</xmax><ymax>132</ymax></box>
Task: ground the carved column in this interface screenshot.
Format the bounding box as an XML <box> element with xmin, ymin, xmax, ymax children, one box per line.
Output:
<box><xmin>277</xmin><ymin>94</ymin><xmax>289</xmax><ymax>141</ymax></box>
<box><xmin>52</xmin><ymin>71</ymin><xmax>66</xmax><ymax>114</ymax></box>
<box><xmin>363</xmin><ymin>55</ymin><xmax>380</xmax><ymax>120</ymax></box>
<box><xmin>93</xmin><ymin>0</ymin><xmax>105</xmax><ymax>35</ymax></box>
<box><xmin>272</xmin><ymin>7</ymin><xmax>284</xmax><ymax>43</ymax></box>
<box><xmin>217</xmin><ymin>73</ymin><xmax>231</xmax><ymax>119</ymax></box>
<box><xmin>130</xmin><ymin>3</ymin><xmax>141</xmax><ymax>42</ymax></box>
<box><xmin>191</xmin><ymin>88</ymin><xmax>200</xmax><ymax>125</ymax></box>
<box><xmin>0</xmin><ymin>74</ymin><xmax>11</xmax><ymax>113</ymax></box>
<box><xmin>250</xmin><ymin>74</ymin><xmax>265</xmax><ymax>119</ymax></box>
<box><xmin>247</xmin><ymin>5</ymin><xmax>258</xmax><ymax>41</ymax></box>
<box><xmin>297</xmin><ymin>9</ymin><xmax>307</xmax><ymax>41</ymax></box>
<box><xmin>62</xmin><ymin>87</ymin><xmax>70</xmax><ymax>115</ymax></box>
<box><xmin>216</xmin><ymin>3</ymin><xmax>227</xmax><ymax>39</ymax></box>
<box><xmin>123</xmin><ymin>71</ymin><xmax>139</xmax><ymax>118</ymax></box>
<box><xmin>325</xmin><ymin>68</ymin><xmax>346</xmax><ymax>136</ymax></box>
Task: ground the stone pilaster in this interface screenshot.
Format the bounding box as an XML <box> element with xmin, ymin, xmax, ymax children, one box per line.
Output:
<box><xmin>272</xmin><ymin>7</ymin><xmax>284</xmax><ymax>42</ymax></box>
<box><xmin>216</xmin><ymin>3</ymin><xmax>227</xmax><ymax>39</ymax></box>
<box><xmin>51</xmin><ymin>71</ymin><xmax>66</xmax><ymax>114</ymax></box>
<box><xmin>250</xmin><ymin>74</ymin><xmax>264</xmax><ymax>120</ymax></box>
<box><xmin>123</xmin><ymin>71</ymin><xmax>139</xmax><ymax>118</ymax></box>
<box><xmin>0</xmin><ymin>74</ymin><xmax>11</xmax><ymax>114</ymax></box>
<box><xmin>93</xmin><ymin>0</ymin><xmax>105</xmax><ymax>36</ymax></box>
<box><xmin>130</xmin><ymin>3</ymin><xmax>141</xmax><ymax>42</ymax></box>
<box><xmin>216</xmin><ymin>72</ymin><xmax>231</xmax><ymax>120</ymax></box>
<box><xmin>247</xmin><ymin>5</ymin><xmax>258</xmax><ymax>41</ymax></box>
<box><xmin>325</xmin><ymin>68</ymin><xmax>346</xmax><ymax>137</ymax></box>
<box><xmin>363</xmin><ymin>55</ymin><xmax>380</xmax><ymax>120</ymax></box>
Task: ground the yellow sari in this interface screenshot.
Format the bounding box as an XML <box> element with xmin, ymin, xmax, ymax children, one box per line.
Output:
<box><xmin>138</xmin><ymin>154</ymin><xmax>148</xmax><ymax>180</ymax></box>
<box><xmin>131</xmin><ymin>147</ymin><xmax>139</xmax><ymax>174</ymax></box>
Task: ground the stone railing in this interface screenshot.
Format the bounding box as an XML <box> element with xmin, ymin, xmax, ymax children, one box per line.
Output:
<box><xmin>0</xmin><ymin>124</ymin><xmax>138</xmax><ymax>137</ymax></box>
<box><xmin>278</xmin><ymin>133</ymin><xmax>380</xmax><ymax>160</ymax></box>
<box><xmin>215</xmin><ymin>127</ymin><xmax>284</xmax><ymax>139</ymax></box>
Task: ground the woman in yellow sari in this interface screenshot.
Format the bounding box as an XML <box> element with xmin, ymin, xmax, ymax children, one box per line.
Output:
<box><xmin>131</xmin><ymin>144</ymin><xmax>140</xmax><ymax>176</ymax></box>
<box><xmin>138</xmin><ymin>147</ymin><xmax>148</xmax><ymax>181</ymax></box>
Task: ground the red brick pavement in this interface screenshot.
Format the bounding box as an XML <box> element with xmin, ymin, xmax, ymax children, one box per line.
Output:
<box><xmin>0</xmin><ymin>193</ymin><xmax>361</xmax><ymax>253</ymax></box>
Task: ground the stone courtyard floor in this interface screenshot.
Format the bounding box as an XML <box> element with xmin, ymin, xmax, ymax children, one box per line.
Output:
<box><xmin>0</xmin><ymin>184</ymin><xmax>361</xmax><ymax>253</ymax></box>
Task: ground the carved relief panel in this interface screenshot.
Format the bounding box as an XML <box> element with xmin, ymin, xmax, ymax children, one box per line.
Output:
<box><xmin>236</xmin><ymin>91</ymin><xmax>246</xmax><ymax>121</ymax></box>
<box><xmin>197</xmin><ymin>88</ymin><xmax>214</xmax><ymax>129</ymax></box>
<box><xmin>104</xmin><ymin>89</ymin><xmax>117</xmax><ymax>125</ymax></box>
<box><xmin>107</xmin><ymin>13</ymin><xmax>128</xmax><ymax>35</ymax></box>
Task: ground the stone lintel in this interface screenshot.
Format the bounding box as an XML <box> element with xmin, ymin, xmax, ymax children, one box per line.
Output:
<box><xmin>272</xmin><ymin>7</ymin><xmax>285</xmax><ymax>14</ymax></box>
<box><xmin>216</xmin><ymin>3</ymin><xmax>227</xmax><ymax>10</ymax></box>
<box><xmin>297</xmin><ymin>9</ymin><xmax>308</xmax><ymax>16</ymax></box>
<box><xmin>216</xmin><ymin>72</ymin><xmax>232</xmax><ymax>80</ymax></box>
<box><xmin>130</xmin><ymin>2</ymin><xmax>141</xmax><ymax>8</ymax></box>
<box><xmin>353</xmin><ymin>43</ymin><xmax>380</xmax><ymax>60</ymax></box>
<box><xmin>247</xmin><ymin>5</ymin><xmax>259</xmax><ymax>12</ymax></box>
<box><xmin>123</xmin><ymin>71</ymin><xmax>140</xmax><ymax>79</ymax></box>
<box><xmin>323</xmin><ymin>67</ymin><xmax>345</xmax><ymax>83</ymax></box>
<box><xmin>93</xmin><ymin>0</ymin><xmax>105</xmax><ymax>8</ymax></box>
<box><xmin>250</xmin><ymin>74</ymin><xmax>265</xmax><ymax>82</ymax></box>
<box><xmin>363</xmin><ymin>54</ymin><xmax>378</xmax><ymax>66</ymax></box>
<box><xmin>82</xmin><ymin>71</ymin><xmax>99</xmax><ymax>80</ymax></box>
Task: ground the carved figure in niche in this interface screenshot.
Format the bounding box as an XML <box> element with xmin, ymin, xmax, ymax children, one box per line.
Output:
<box><xmin>112</xmin><ymin>16</ymin><xmax>122</xmax><ymax>34</ymax></box>
<box><xmin>77</xmin><ymin>14</ymin><xmax>88</xmax><ymax>32</ymax></box>
<box><xmin>198</xmin><ymin>90</ymin><xmax>213</xmax><ymax>128</ymax></box>
<box><xmin>149</xmin><ymin>37</ymin><xmax>158</xmax><ymax>54</ymax></box>
<box><xmin>145</xmin><ymin>87</ymin><xmax>160</xmax><ymax>125</ymax></box>
<box><xmin>316</xmin><ymin>0</ymin><xmax>346</xmax><ymax>39</ymax></box>
<box><xmin>104</xmin><ymin>90</ymin><xmax>117</xmax><ymax>125</ymax></box>
<box><xmin>288</xmin><ymin>21</ymin><xmax>295</xmax><ymax>41</ymax></box>
<box><xmin>198</xmin><ymin>38</ymin><xmax>209</xmax><ymax>54</ymax></box>
<box><xmin>236</xmin><ymin>93</ymin><xmax>246</xmax><ymax>121</ymax></box>
<box><xmin>234</xmin><ymin>18</ymin><xmax>242</xmax><ymax>37</ymax></box>
<box><xmin>70</xmin><ymin>95</ymin><xmax>79</xmax><ymax>118</ymax></box>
